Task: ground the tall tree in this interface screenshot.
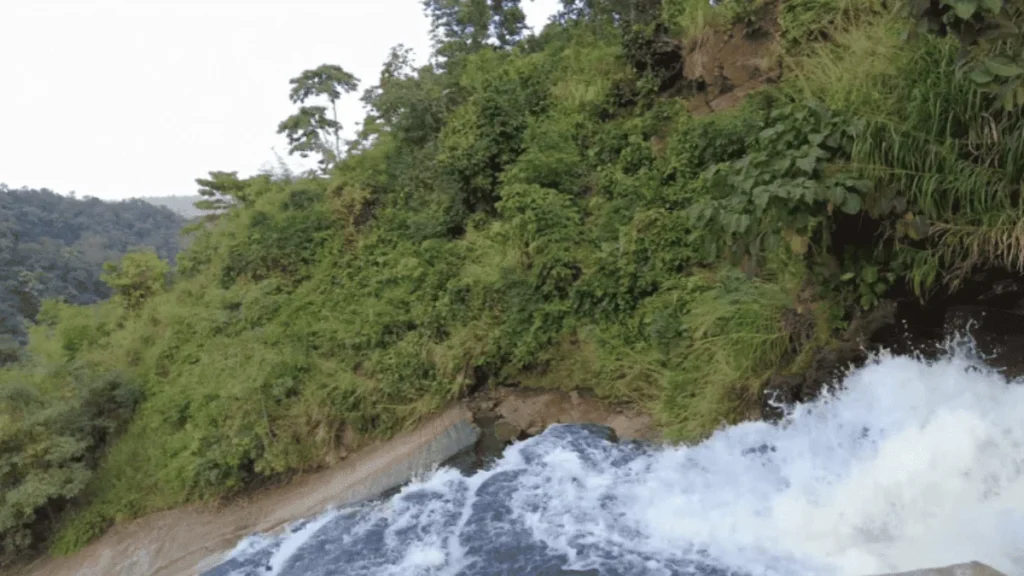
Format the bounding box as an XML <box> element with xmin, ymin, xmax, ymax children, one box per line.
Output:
<box><xmin>491</xmin><ymin>0</ymin><xmax>528</xmax><ymax>46</ymax></box>
<box><xmin>277</xmin><ymin>64</ymin><xmax>360</xmax><ymax>172</ymax></box>
<box><xmin>423</xmin><ymin>0</ymin><xmax>527</xmax><ymax>65</ymax></box>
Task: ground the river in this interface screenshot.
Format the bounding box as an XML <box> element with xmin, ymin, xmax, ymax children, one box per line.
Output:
<box><xmin>201</xmin><ymin>341</ymin><xmax>1024</xmax><ymax>575</ymax></box>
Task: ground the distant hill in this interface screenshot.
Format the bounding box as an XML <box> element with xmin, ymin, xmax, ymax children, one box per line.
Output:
<box><xmin>0</xmin><ymin>185</ymin><xmax>188</xmax><ymax>360</ymax></box>
<box><xmin>139</xmin><ymin>195</ymin><xmax>206</xmax><ymax>219</ymax></box>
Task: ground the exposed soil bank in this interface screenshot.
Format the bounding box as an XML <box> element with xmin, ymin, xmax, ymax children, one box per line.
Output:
<box><xmin>6</xmin><ymin>405</ymin><xmax>480</xmax><ymax>576</ymax></box>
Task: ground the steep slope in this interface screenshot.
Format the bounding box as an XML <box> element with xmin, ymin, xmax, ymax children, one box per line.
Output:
<box><xmin>2</xmin><ymin>0</ymin><xmax>1023</xmax><ymax>567</ymax></box>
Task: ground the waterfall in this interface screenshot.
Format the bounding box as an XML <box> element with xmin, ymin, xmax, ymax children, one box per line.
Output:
<box><xmin>205</xmin><ymin>344</ymin><xmax>1024</xmax><ymax>576</ymax></box>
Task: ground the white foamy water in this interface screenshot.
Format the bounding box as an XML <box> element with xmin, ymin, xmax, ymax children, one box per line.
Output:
<box><xmin>265</xmin><ymin>511</ymin><xmax>340</xmax><ymax>574</ymax></box>
<box><xmin>212</xmin><ymin>345</ymin><xmax>1024</xmax><ymax>576</ymax></box>
<box><xmin>610</xmin><ymin>348</ymin><xmax>1024</xmax><ymax>575</ymax></box>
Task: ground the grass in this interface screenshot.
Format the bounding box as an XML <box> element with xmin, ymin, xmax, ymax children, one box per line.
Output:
<box><xmin>665</xmin><ymin>0</ymin><xmax>768</xmax><ymax>40</ymax></box>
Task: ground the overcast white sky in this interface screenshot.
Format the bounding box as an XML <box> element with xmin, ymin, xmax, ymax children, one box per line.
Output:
<box><xmin>0</xmin><ymin>0</ymin><xmax>561</xmax><ymax>200</ymax></box>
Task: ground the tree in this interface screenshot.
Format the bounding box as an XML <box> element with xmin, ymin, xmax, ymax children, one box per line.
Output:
<box><xmin>277</xmin><ymin>64</ymin><xmax>360</xmax><ymax>172</ymax></box>
<box><xmin>0</xmin><ymin>335</ymin><xmax>19</xmax><ymax>366</ymax></box>
<box><xmin>424</xmin><ymin>0</ymin><xmax>527</xmax><ymax>65</ymax></box>
<box><xmin>194</xmin><ymin>170</ymin><xmax>249</xmax><ymax>214</ymax></box>
<box><xmin>100</xmin><ymin>250</ymin><xmax>170</xmax><ymax>312</ymax></box>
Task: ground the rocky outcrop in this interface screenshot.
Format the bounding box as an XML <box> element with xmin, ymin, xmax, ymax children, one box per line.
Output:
<box><xmin>872</xmin><ymin>561</ymin><xmax>1007</xmax><ymax>576</ymax></box>
<box><xmin>682</xmin><ymin>10</ymin><xmax>782</xmax><ymax>116</ymax></box>
<box><xmin>469</xmin><ymin>387</ymin><xmax>659</xmax><ymax>452</ymax></box>
<box><xmin>762</xmin><ymin>299</ymin><xmax>898</xmax><ymax>419</ymax></box>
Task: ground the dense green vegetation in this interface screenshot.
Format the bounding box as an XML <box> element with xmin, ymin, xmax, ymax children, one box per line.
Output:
<box><xmin>2</xmin><ymin>0</ymin><xmax>1023</xmax><ymax>565</ymax></box>
<box><xmin>0</xmin><ymin>187</ymin><xmax>186</xmax><ymax>361</ymax></box>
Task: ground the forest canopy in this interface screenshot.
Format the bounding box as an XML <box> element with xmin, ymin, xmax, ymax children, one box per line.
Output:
<box><xmin>0</xmin><ymin>186</ymin><xmax>187</xmax><ymax>361</ymax></box>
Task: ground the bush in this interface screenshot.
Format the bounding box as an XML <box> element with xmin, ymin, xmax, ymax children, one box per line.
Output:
<box><xmin>0</xmin><ymin>361</ymin><xmax>140</xmax><ymax>563</ymax></box>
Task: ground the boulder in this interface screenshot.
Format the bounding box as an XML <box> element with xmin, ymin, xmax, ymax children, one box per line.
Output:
<box><xmin>945</xmin><ymin>305</ymin><xmax>1024</xmax><ymax>379</ymax></box>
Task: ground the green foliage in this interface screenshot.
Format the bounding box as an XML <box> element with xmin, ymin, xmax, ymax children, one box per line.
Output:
<box><xmin>663</xmin><ymin>0</ymin><xmax>765</xmax><ymax>39</ymax></box>
<box><xmin>657</xmin><ymin>268</ymin><xmax>797</xmax><ymax>441</ymax></box>
<box><xmin>6</xmin><ymin>0</ymin><xmax>1024</xmax><ymax>563</ymax></box>
<box><xmin>425</xmin><ymin>0</ymin><xmax>527</xmax><ymax>63</ymax></box>
<box><xmin>779</xmin><ymin>0</ymin><xmax>890</xmax><ymax>50</ymax></box>
<box><xmin>101</xmin><ymin>250</ymin><xmax>170</xmax><ymax>312</ymax></box>
<box><xmin>911</xmin><ymin>0</ymin><xmax>1024</xmax><ymax>109</ymax></box>
<box><xmin>277</xmin><ymin>64</ymin><xmax>361</xmax><ymax>171</ymax></box>
<box><xmin>688</xmin><ymin>97</ymin><xmax>870</xmax><ymax>269</ymax></box>
<box><xmin>0</xmin><ymin>186</ymin><xmax>186</xmax><ymax>360</ymax></box>
<box><xmin>0</xmin><ymin>320</ymin><xmax>141</xmax><ymax>563</ymax></box>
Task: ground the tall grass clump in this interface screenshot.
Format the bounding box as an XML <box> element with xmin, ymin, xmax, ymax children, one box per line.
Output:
<box><xmin>663</xmin><ymin>0</ymin><xmax>766</xmax><ymax>39</ymax></box>
<box><xmin>656</xmin><ymin>264</ymin><xmax>808</xmax><ymax>442</ymax></box>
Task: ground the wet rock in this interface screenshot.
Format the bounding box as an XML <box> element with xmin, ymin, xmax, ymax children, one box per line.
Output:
<box><xmin>489</xmin><ymin>388</ymin><xmax>658</xmax><ymax>441</ymax></box>
<box><xmin>871</xmin><ymin>561</ymin><xmax>1007</xmax><ymax>576</ymax></box>
<box><xmin>944</xmin><ymin>305</ymin><xmax>1024</xmax><ymax>379</ymax></box>
<box><xmin>763</xmin><ymin>300</ymin><xmax>897</xmax><ymax>418</ymax></box>
<box><xmin>493</xmin><ymin>419</ymin><xmax>522</xmax><ymax>444</ymax></box>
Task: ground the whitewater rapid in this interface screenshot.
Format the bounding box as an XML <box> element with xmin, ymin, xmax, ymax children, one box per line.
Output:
<box><xmin>205</xmin><ymin>343</ymin><xmax>1024</xmax><ymax>575</ymax></box>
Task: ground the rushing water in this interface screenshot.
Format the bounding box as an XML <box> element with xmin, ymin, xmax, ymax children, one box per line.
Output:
<box><xmin>203</xmin><ymin>344</ymin><xmax>1024</xmax><ymax>576</ymax></box>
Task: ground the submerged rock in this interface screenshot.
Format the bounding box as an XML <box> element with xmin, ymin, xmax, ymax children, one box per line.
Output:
<box><xmin>493</xmin><ymin>418</ymin><xmax>522</xmax><ymax>443</ymax></box>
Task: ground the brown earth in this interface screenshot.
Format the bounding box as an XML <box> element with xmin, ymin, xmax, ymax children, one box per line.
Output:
<box><xmin>682</xmin><ymin>5</ymin><xmax>782</xmax><ymax>116</ymax></box>
<box><xmin>471</xmin><ymin>387</ymin><xmax>659</xmax><ymax>442</ymax></box>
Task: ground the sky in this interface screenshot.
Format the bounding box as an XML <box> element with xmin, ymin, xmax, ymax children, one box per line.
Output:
<box><xmin>0</xmin><ymin>0</ymin><xmax>562</xmax><ymax>200</ymax></box>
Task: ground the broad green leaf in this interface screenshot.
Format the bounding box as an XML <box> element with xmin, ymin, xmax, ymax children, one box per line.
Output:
<box><xmin>796</xmin><ymin>155</ymin><xmax>817</xmax><ymax>174</ymax></box>
<box><xmin>860</xmin><ymin>294</ymin><xmax>877</xmax><ymax>309</ymax></box>
<box><xmin>1003</xmin><ymin>87</ymin><xmax>1017</xmax><ymax>111</ymax></box>
<box><xmin>840</xmin><ymin>193</ymin><xmax>862</xmax><ymax>214</ymax></box>
<box><xmin>840</xmin><ymin>272</ymin><xmax>856</xmax><ymax>282</ymax></box>
<box><xmin>985</xmin><ymin>56</ymin><xmax>1024</xmax><ymax>77</ymax></box>
<box><xmin>949</xmin><ymin>0</ymin><xmax>978</xmax><ymax>19</ymax></box>
<box><xmin>807</xmin><ymin>132</ymin><xmax>826</xmax><ymax>146</ymax></box>
<box><xmin>862</xmin><ymin>266</ymin><xmax>879</xmax><ymax>283</ymax></box>
<box><xmin>770</xmin><ymin>157</ymin><xmax>793</xmax><ymax>173</ymax></box>
<box><xmin>788</xmin><ymin>234</ymin><xmax>809</xmax><ymax>256</ymax></box>
<box><xmin>752</xmin><ymin>186</ymin><xmax>771</xmax><ymax>210</ymax></box>
<box><xmin>970</xmin><ymin>66</ymin><xmax>996</xmax><ymax>84</ymax></box>
<box><xmin>980</xmin><ymin>0</ymin><xmax>1002</xmax><ymax>12</ymax></box>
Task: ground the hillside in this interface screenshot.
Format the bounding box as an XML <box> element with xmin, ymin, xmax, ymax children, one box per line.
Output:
<box><xmin>2</xmin><ymin>0</ymin><xmax>1023</xmax><ymax>566</ymax></box>
<box><xmin>137</xmin><ymin>195</ymin><xmax>206</xmax><ymax>219</ymax></box>
<box><xmin>0</xmin><ymin>186</ymin><xmax>187</xmax><ymax>360</ymax></box>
